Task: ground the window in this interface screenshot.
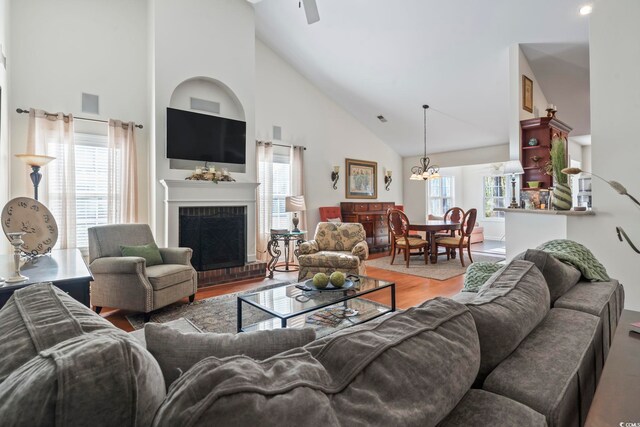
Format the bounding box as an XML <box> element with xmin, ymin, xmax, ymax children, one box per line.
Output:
<box><xmin>48</xmin><ymin>133</ymin><xmax>113</xmax><ymax>248</ymax></box>
<box><xmin>428</xmin><ymin>176</ymin><xmax>454</xmax><ymax>216</ymax></box>
<box><xmin>271</xmin><ymin>146</ymin><xmax>291</xmax><ymax>229</ymax></box>
<box><xmin>484</xmin><ymin>176</ymin><xmax>507</xmax><ymax>218</ymax></box>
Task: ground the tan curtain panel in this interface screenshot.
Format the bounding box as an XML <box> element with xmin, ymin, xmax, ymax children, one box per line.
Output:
<box><xmin>291</xmin><ymin>145</ymin><xmax>307</xmax><ymax>232</ymax></box>
<box><xmin>107</xmin><ymin>120</ymin><xmax>138</xmax><ymax>224</ymax></box>
<box><xmin>27</xmin><ymin>108</ymin><xmax>76</xmax><ymax>249</ymax></box>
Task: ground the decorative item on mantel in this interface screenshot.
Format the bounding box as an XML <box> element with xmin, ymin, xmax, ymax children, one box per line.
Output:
<box><xmin>545</xmin><ymin>104</ymin><xmax>558</xmax><ymax>118</ymax></box>
<box><xmin>563</xmin><ymin>167</ymin><xmax>640</xmax><ymax>254</ymax></box>
<box><xmin>550</xmin><ymin>136</ymin><xmax>572</xmax><ymax>210</ymax></box>
<box><xmin>186</xmin><ymin>164</ymin><xmax>235</xmax><ymax>184</ymax></box>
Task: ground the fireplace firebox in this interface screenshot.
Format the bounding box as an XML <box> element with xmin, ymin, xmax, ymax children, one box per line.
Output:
<box><xmin>179</xmin><ymin>206</ymin><xmax>246</xmax><ymax>271</ymax></box>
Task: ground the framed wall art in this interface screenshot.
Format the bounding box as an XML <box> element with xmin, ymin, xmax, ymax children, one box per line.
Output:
<box><xmin>345</xmin><ymin>158</ymin><xmax>377</xmax><ymax>199</ymax></box>
<box><xmin>522</xmin><ymin>75</ymin><xmax>533</xmax><ymax>113</ymax></box>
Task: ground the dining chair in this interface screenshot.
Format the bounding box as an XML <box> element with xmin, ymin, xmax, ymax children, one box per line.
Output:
<box><xmin>388</xmin><ymin>206</ymin><xmax>423</xmax><ymax>256</ymax></box>
<box><xmin>387</xmin><ymin>209</ymin><xmax>429</xmax><ymax>267</ymax></box>
<box><xmin>435</xmin><ymin>208</ymin><xmax>477</xmax><ymax>267</ymax></box>
<box><xmin>434</xmin><ymin>207</ymin><xmax>465</xmax><ymax>239</ymax></box>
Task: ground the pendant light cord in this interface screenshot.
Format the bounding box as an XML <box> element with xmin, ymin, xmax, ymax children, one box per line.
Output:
<box><xmin>423</xmin><ymin>105</ymin><xmax>429</xmax><ymax>158</ymax></box>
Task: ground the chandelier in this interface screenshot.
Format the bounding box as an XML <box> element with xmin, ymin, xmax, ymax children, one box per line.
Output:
<box><xmin>410</xmin><ymin>105</ymin><xmax>440</xmax><ymax>180</ymax></box>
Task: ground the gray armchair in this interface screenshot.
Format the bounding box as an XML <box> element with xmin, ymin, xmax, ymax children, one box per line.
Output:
<box><xmin>88</xmin><ymin>224</ymin><xmax>197</xmax><ymax>322</ymax></box>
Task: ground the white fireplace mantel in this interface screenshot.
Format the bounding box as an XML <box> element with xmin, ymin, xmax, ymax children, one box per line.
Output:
<box><xmin>159</xmin><ymin>179</ymin><xmax>260</xmax><ymax>262</ymax></box>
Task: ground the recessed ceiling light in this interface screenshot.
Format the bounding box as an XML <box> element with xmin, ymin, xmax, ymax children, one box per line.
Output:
<box><xmin>579</xmin><ymin>4</ymin><xmax>593</xmax><ymax>15</ymax></box>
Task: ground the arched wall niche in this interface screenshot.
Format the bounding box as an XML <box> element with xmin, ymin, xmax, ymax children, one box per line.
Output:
<box><xmin>168</xmin><ymin>76</ymin><xmax>246</xmax><ymax>172</ymax></box>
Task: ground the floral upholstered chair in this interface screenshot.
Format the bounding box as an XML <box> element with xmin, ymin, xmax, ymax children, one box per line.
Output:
<box><xmin>297</xmin><ymin>222</ymin><xmax>369</xmax><ymax>281</ymax></box>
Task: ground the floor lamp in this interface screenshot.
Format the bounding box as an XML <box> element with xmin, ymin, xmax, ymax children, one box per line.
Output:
<box><xmin>15</xmin><ymin>154</ymin><xmax>56</xmax><ymax>201</ymax></box>
<box><xmin>503</xmin><ymin>160</ymin><xmax>524</xmax><ymax>208</ymax></box>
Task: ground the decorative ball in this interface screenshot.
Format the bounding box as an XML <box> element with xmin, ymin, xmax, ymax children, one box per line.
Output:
<box><xmin>329</xmin><ymin>271</ymin><xmax>346</xmax><ymax>288</ymax></box>
<box><xmin>312</xmin><ymin>273</ymin><xmax>330</xmax><ymax>288</ymax></box>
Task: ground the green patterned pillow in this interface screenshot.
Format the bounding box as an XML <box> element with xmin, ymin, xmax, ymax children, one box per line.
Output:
<box><xmin>464</xmin><ymin>262</ymin><xmax>504</xmax><ymax>292</ymax></box>
<box><xmin>120</xmin><ymin>242</ymin><xmax>164</xmax><ymax>266</ymax></box>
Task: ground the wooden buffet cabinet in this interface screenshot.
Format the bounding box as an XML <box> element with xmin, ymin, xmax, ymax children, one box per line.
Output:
<box><xmin>520</xmin><ymin>117</ymin><xmax>572</xmax><ymax>191</ymax></box>
<box><xmin>341</xmin><ymin>202</ymin><xmax>396</xmax><ymax>252</ymax></box>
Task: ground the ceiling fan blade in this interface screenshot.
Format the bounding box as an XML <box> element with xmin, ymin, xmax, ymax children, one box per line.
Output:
<box><xmin>302</xmin><ymin>0</ymin><xmax>320</xmax><ymax>24</ymax></box>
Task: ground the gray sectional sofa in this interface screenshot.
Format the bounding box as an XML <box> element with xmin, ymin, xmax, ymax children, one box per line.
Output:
<box><xmin>0</xmin><ymin>249</ymin><xmax>623</xmax><ymax>426</ymax></box>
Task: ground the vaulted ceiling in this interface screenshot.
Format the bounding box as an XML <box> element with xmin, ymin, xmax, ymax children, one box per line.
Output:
<box><xmin>254</xmin><ymin>0</ymin><xmax>590</xmax><ymax>156</ymax></box>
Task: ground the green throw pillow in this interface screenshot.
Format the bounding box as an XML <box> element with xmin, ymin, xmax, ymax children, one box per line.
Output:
<box><xmin>463</xmin><ymin>262</ymin><xmax>504</xmax><ymax>292</ymax></box>
<box><xmin>120</xmin><ymin>243</ymin><xmax>164</xmax><ymax>266</ymax></box>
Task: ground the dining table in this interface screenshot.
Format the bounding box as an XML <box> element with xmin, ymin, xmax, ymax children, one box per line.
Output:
<box><xmin>409</xmin><ymin>220</ymin><xmax>462</xmax><ymax>264</ymax></box>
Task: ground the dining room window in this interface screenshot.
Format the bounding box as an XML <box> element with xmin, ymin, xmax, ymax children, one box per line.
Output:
<box><xmin>428</xmin><ymin>176</ymin><xmax>454</xmax><ymax>216</ymax></box>
<box><xmin>483</xmin><ymin>175</ymin><xmax>507</xmax><ymax>218</ymax></box>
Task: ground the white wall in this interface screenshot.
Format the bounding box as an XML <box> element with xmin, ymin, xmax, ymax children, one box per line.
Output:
<box><xmin>150</xmin><ymin>0</ymin><xmax>256</xmax><ymax>248</ymax></box>
<box><xmin>581</xmin><ymin>145</ymin><xmax>592</xmax><ymax>172</ymax></box>
<box><xmin>508</xmin><ymin>45</ymin><xmax>551</xmax><ymax>159</ymax></box>
<box><xmin>567</xmin><ymin>0</ymin><xmax>640</xmax><ymax>311</ymax></box>
<box><xmin>8</xmin><ymin>0</ymin><xmax>149</xmax><ymax>226</ymax></box>
<box><xmin>0</xmin><ymin>0</ymin><xmax>9</xmax><ymax>214</ymax></box>
<box><xmin>402</xmin><ymin>144</ymin><xmax>509</xmax><ymax>224</ymax></box>
<box><xmin>255</xmin><ymin>40</ymin><xmax>403</xmax><ymax>235</ymax></box>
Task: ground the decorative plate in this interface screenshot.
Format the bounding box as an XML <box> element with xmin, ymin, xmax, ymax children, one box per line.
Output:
<box><xmin>1</xmin><ymin>197</ymin><xmax>58</xmax><ymax>255</ymax></box>
<box><xmin>304</xmin><ymin>279</ymin><xmax>355</xmax><ymax>292</ymax></box>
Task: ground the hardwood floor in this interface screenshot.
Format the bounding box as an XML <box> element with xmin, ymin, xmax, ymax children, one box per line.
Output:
<box><xmin>101</xmin><ymin>253</ymin><xmax>464</xmax><ymax>332</ymax></box>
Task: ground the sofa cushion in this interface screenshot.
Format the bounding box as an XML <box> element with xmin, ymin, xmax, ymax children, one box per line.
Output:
<box><xmin>554</xmin><ymin>279</ymin><xmax>624</xmax><ymax>361</ymax></box>
<box><xmin>0</xmin><ymin>332</ymin><xmax>165</xmax><ymax>427</ymax></box>
<box><xmin>0</xmin><ymin>283</ymin><xmax>123</xmax><ymax>385</ymax></box>
<box><xmin>298</xmin><ymin>251</ymin><xmax>360</xmax><ymax>269</ymax></box>
<box><xmin>145</xmin><ymin>323</ymin><xmax>316</xmax><ymax>387</ymax></box>
<box><xmin>515</xmin><ymin>249</ymin><xmax>581</xmax><ymax>304</ymax></box>
<box><xmin>483</xmin><ymin>308</ymin><xmax>601</xmax><ymax>427</ymax></box>
<box><xmin>146</xmin><ymin>264</ymin><xmax>194</xmax><ymax>290</ymax></box>
<box><xmin>437</xmin><ymin>389</ymin><xmax>547</xmax><ymax>427</ymax></box>
<box><xmin>120</xmin><ymin>242</ymin><xmax>164</xmax><ymax>266</ymax></box>
<box><xmin>153</xmin><ymin>298</ymin><xmax>480</xmax><ymax>427</ymax></box>
<box><xmin>459</xmin><ymin>260</ymin><xmax>550</xmax><ymax>383</ymax></box>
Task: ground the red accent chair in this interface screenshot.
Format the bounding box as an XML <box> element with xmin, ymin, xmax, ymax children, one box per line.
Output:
<box><xmin>319</xmin><ymin>207</ymin><xmax>342</xmax><ymax>222</ymax></box>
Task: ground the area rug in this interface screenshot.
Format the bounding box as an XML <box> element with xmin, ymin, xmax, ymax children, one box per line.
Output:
<box><xmin>127</xmin><ymin>281</ymin><xmax>389</xmax><ymax>338</ymax></box>
<box><xmin>365</xmin><ymin>253</ymin><xmax>504</xmax><ymax>280</ymax></box>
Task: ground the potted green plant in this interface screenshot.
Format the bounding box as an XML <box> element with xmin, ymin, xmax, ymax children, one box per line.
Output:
<box><xmin>550</xmin><ymin>136</ymin><xmax>572</xmax><ymax>210</ymax></box>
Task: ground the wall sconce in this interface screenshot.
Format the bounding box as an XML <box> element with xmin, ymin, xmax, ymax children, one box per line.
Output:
<box><xmin>331</xmin><ymin>166</ymin><xmax>340</xmax><ymax>190</ymax></box>
<box><xmin>384</xmin><ymin>170</ymin><xmax>392</xmax><ymax>191</ymax></box>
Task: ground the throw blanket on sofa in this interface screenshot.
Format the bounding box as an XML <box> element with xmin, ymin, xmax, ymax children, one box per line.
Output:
<box><xmin>536</xmin><ymin>239</ymin><xmax>610</xmax><ymax>282</ymax></box>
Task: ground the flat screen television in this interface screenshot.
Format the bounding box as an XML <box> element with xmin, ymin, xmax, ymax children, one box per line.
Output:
<box><xmin>166</xmin><ymin>107</ymin><xmax>246</xmax><ymax>165</ymax></box>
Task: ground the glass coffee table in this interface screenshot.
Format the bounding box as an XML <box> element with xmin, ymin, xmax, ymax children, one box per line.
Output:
<box><xmin>237</xmin><ymin>275</ymin><xmax>396</xmax><ymax>334</ymax></box>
